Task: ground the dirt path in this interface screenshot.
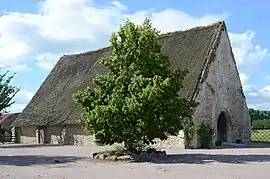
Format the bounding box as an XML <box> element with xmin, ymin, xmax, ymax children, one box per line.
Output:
<box><xmin>0</xmin><ymin>145</ymin><xmax>270</xmax><ymax>179</ymax></box>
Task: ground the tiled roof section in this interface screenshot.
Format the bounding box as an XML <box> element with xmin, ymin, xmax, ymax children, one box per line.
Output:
<box><xmin>0</xmin><ymin>113</ymin><xmax>20</xmax><ymax>125</ymax></box>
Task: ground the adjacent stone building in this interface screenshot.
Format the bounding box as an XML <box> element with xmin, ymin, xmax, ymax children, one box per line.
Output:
<box><xmin>0</xmin><ymin>113</ymin><xmax>20</xmax><ymax>142</ymax></box>
<box><xmin>11</xmin><ymin>21</ymin><xmax>251</xmax><ymax>148</ymax></box>
<box><xmin>0</xmin><ymin>113</ymin><xmax>20</xmax><ymax>130</ymax></box>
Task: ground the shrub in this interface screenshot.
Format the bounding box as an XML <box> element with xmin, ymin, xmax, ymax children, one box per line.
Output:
<box><xmin>197</xmin><ymin>122</ymin><xmax>214</xmax><ymax>149</ymax></box>
<box><xmin>252</xmin><ymin>119</ymin><xmax>270</xmax><ymax>130</ymax></box>
<box><xmin>183</xmin><ymin>119</ymin><xmax>196</xmax><ymax>149</ymax></box>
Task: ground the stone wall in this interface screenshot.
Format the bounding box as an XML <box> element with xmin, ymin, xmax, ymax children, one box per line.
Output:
<box><xmin>46</xmin><ymin>125</ymin><xmax>65</xmax><ymax>144</ymax></box>
<box><xmin>49</xmin><ymin>125</ymin><xmax>184</xmax><ymax>148</ymax></box>
<box><xmin>19</xmin><ymin>126</ymin><xmax>36</xmax><ymax>144</ymax></box>
<box><xmin>192</xmin><ymin>29</ymin><xmax>251</xmax><ymax>147</ymax></box>
<box><xmin>45</xmin><ymin>125</ymin><xmax>95</xmax><ymax>145</ymax></box>
<box><xmin>18</xmin><ymin>124</ymin><xmax>185</xmax><ymax>148</ymax></box>
<box><xmin>151</xmin><ymin>130</ymin><xmax>185</xmax><ymax>149</ymax></box>
<box><xmin>19</xmin><ymin>125</ymin><xmax>96</xmax><ymax>145</ymax></box>
<box><xmin>65</xmin><ymin>125</ymin><xmax>96</xmax><ymax>145</ymax></box>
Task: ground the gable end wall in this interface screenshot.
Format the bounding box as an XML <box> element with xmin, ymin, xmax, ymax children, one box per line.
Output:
<box><xmin>193</xmin><ymin>29</ymin><xmax>251</xmax><ymax>147</ymax></box>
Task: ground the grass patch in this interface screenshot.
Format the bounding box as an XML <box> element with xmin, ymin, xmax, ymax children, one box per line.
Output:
<box><xmin>251</xmin><ymin>129</ymin><xmax>270</xmax><ymax>143</ymax></box>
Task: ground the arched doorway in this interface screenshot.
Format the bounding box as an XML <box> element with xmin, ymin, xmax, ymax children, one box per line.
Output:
<box><xmin>217</xmin><ymin>111</ymin><xmax>228</xmax><ymax>142</ymax></box>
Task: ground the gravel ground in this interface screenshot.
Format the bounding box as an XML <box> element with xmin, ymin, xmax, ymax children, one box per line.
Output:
<box><xmin>0</xmin><ymin>144</ymin><xmax>270</xmax><ymax>179</ymax></box>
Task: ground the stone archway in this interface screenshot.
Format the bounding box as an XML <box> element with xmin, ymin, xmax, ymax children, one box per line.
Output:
<box><xmin>36</xmin><ymin>127</ymin><xmax>46</xmax><ymax>144</ymax></box>
<box><xmin>217</xmin><ymin>111</ymin><xmax>228</xmax><ymax>142</ymax></box>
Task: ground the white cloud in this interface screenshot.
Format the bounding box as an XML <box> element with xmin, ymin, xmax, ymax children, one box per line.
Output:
<box><xmin>258</xmin><ymin>86</ymin><xmax>270</xmax><ymax>96</ymax></box>
<box><xmin>126</xmin><ymin>9</ymin><xmax>228</xmax><ymax>33</ymax></box>
<box><xmin>239</xmin><ymin>73</ymin><xmax>248</xmax><ymax>88</ymax></box>
<box><xmin>229</xmin><ymin>31</ymin><xmax>269</xmax><ymax>67</ymax></box>
<box><xmin>9</xmin><ymin>64</ymin><xmax>32</xmax><ymax>72</ymax></box>
<box><xmin>239</xmin><ymin>73</ymin><xmax>270</xmax><ymax>110</ymax></box>
<box><xmin>38</xmin><ymin>0</ymin><xmax>125</xmax><ymax>40</ymax></box>
<box><xmin>0</xmin><ymin>0</ymin><xmax>128</xmax><ymax>71</ymax></box>
<box><xmin>0</xmin><ymin>11</ymin><xmax>40</xmax><ymax>71</ymax></box>
<box><xmin>36</xmin><ymin>53</ymin><xmax>64</xmax><ymax>71</ymax></box>
<box><xmin>0</xmin><ymin>0</ymin><xmax>267</xmax><ymax>73</ymax></box>
<box><xmin>111</xmin><ymin>1</ymin><xmax>128</xmax><ymax>10</ymax></box>
<box><xmin>0</xmin><ymin>0</ymin><xmax>269</xmax><ymax>110</ymax></box>
<box><xmin>8</xmin><ymin>89</ymin><xmax>34</xmax><ymax>113</ymax></box>
<box><xmin>0</xmin><ymin>0</ymin><xmax>229</xmax><ymax>71</ymax></box>
<box><xmin>13</xmin><ymin>89</ymin><xmax>34</xmax><ymax>105</ymax></box>
<box><xmin>0</xmin><ymin>36</ymin><xmax>30</xmax><ymax>69</ymax></box>
<box><xmin>243</xmin><ymin>84</ymin><xmax>270</xmax><ymax>110</ymax></box>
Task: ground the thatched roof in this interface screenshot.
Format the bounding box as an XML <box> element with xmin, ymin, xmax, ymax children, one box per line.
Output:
<box><xmin>11</xmin><ymin>21</ymin><xmax>225</xmax><ymax>127</ymax></box>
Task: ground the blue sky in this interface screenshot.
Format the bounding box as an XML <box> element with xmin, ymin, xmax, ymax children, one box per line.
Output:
<box><xmin>0</xmin><ymin>0</ymin><xmax>270</xmax><ymax>112</ymax></box>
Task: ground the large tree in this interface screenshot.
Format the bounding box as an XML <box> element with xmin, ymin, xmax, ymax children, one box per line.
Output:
<box><xmin>0</xmin><ymin>71</ymin><xmax>20</xmax><ymax>113</ymax></box>
<box><xmin>73</xmin><ymin>18</ymin><xmax>198</xmax><ymax>152</ymax></box>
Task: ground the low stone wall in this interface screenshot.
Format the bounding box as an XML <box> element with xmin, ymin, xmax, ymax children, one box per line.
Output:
<box><xmin>47</xmin><ymin>126</ymin><xmax>64</xmax><ymax>144</ymax></box>
<box><xmin>65</xmin><ymin>125</ymin><xmax>96</xmax><ymax>146</ymax></box>
<box><xmin>18</xmin><ymin>125</ymin><xmax>185</xmax><ymax>148</ymax></box>
<box><xmin>151</xmin><ymin>130</ymin><xmax>185</xmax><ymax>149</ymax></box>
<box><xmin>19</xmin><ymin>125</ymin><xmax>97</xmax><ymax>145</ymax></box>
<box><xmin>19</xmin><ymin>126</ymin><xmax>36</xmax><ymax>144</ymax></box>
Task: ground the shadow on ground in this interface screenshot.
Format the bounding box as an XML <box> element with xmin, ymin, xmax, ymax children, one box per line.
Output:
<box><xmin>0</xmin><ymin>155</ymin><xmax>86</xmax><ymax>166</ymax></box>
<box><xmin>212</xmin><ymin>142</ymin><xmax>270</xmax><ymax>149</ymax></box>
<box><xmin>0</xmin><ymin>144</ymin><xmax>69</xmax><ymax>149</ymax></box>
<box><xmin>154</xmin><ymin>153</ymin><xmax>270</xmax><ymax>164</ymax></box>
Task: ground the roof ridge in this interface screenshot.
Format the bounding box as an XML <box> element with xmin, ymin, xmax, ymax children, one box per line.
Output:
<box><xmin>64</xmin><ymin>46</ymin><xmax>110</xmax><ymax>58</ymax></box>
<box><xmin>63</xmin><ymin>21</ymin><xmax>224</xmax><ymax>58</ymax></box>
<box><xmin>191</xmin><ymin>21</ymin><xmax>225</xmax><ymax>100</ymax></box>
<box><xmin>158</xmin><ymin>20</ymin><xmax>224</xmax><ymax>38</ymax></box>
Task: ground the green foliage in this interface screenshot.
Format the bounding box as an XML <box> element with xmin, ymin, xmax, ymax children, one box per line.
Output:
<box><xmin>249</xmin><ymin>108</ymin><xmax>270</xmax><ymax>123</ymax></box>
<box><xmin>0</xmin><ymin>71</ymin><xmax>20</xmax><ymax>113</ymax></box>
<box><xmin>183</xmin><ymin>120</ymin><xmax>196</xmax><ymax>149</ymax></box>
<box><xmin>197</xmin><ymin>122</ymin><xmax>214</xmax><ymax>149</ymax></box>
<box><xmin>252</xmin><ymin>119</ymin><xmax>270</xmax><ymax>129</ymax></box>
<box><xmin>73</xmin><ymin>18</ymin><xmax>198</xmax><ymax>152</ymax></box>
<box><xmin>249</xmin><ymin>108</ymin><xmax>270</xmax><ymax>129</ymax></box>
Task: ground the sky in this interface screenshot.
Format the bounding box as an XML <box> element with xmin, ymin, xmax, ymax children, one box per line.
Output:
<box><xmin>0</xmin><ymin>0</ymin><xmax>270</xmax><ymax>112</ymax></box>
